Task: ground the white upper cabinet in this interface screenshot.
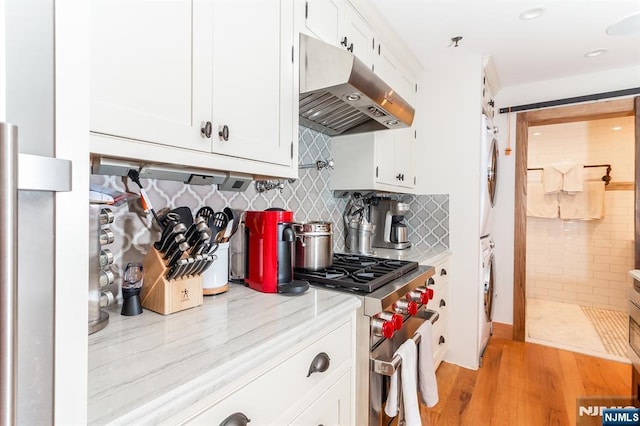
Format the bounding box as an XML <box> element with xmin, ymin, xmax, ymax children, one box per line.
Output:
<box><xmin>303</xmin><ymin>0</ymin><xmax>343</xmax><ymax>45</ymax></box>
<box><xmin>342</xmin><ymin>3</ymin><xmax>374</xmax><ymax>68</ymax></box>
<box><xmin>91</xmin><ymin>0</ymin><xmax>296</xmax><ymax>177</ymax></box>
<box><xmin>210</xmin><ymin>1</ymin><xmax>294</xmax><ymax>166</ymax></box>
<box><xmin>330</xmin><ymin>129</ymin><xmax>416</xmax><ymax>194</ymax></box>
<box><xmin>91</xmin><ymin>0</ymin><xmax>212</xmax><ymax>153</ymax></box>
<box><xmin>302</xmin><ymin>0</ymin><xmax>374</xmax><ymax>68</ymax></box>
<box><xmin>373</xmin><ymin>40</ymin><xmax>416</xmax><ymax>104</ymax></box>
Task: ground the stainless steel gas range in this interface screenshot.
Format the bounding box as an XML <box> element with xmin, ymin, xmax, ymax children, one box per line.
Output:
<box><xmin>295</xmin><ymin>254</ymin><xmax>438</xmax><ymax>425</ymax></box>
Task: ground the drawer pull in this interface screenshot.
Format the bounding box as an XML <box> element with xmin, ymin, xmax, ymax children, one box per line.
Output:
<box><xmin>439</xmin><ymin>299</ymin><xmax>446</xmax><ymax>308</ymax></box>
<box><xmin>427</xmin><ymin>277</ymin><xmax>435</xmax><ymax>286</ymax></box>
<box><xmin>439</xmin><ymin>336</ymin><xmax>446</xmax><ymax>345</ymax></box>
<box><xmin>307</xmin><ymin>352</ymin><xmax>330</xmax><ymax>377</ymax></box>
<box><xmin>219</xmin><ymin>412</ymin><xmax>250</xmax><ymax>426</ymax></box>
<box><xmin>440</xmin><ymin>268</ymin><xmax>447</xmax><ymax>276</ymax></box>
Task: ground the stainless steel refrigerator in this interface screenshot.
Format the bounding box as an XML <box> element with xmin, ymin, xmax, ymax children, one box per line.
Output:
<box><xmin>1</xmin><ymin>0</ymin><xmax>82</xmax><ymax>423</ymax></box>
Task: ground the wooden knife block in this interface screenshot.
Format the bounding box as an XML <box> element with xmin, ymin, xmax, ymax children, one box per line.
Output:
<box><xmin>141</xmin><ymin>247</ymin><xmax>203</xmax><ymax>315</ymax></box>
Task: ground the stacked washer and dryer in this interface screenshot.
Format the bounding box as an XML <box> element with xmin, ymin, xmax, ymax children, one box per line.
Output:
<box><xmin>478</xmin><ymin>114</ymin><xmax>498</xmax><ymax>365</ymax></box>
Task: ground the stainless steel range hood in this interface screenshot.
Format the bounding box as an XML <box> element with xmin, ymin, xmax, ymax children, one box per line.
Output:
<box><xmin>299</xmin><ymin>34</ymin><xmax>415</xmax><ymax>136</ymax></box>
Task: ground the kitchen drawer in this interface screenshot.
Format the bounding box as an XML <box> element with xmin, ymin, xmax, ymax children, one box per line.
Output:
<box><xmin>184</xmin><ymin>321</ymin><xmax>352</xmax><ymax>425</ymax></box>
<box><xmin>430</xmin><ymin>321</ymin><xmax>448</xmax><ymax>369</ymax></box>
<box><xmin>426</xmin><ymin>259</ymin><xmax>449</xmax><ymax>292</ymax></box>
<box><xmin>429</xmin><ymin>283</ymin><xmax>448</xmax><ymax>320</ymax></box>
<box><xmin>287</xmin><ymin>371</ymin><xmax>352</xmax><ymax>425</ymax></box>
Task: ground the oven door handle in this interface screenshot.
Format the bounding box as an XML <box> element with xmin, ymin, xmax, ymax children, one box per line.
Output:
<box><xmin>371</xmin><ymin>310</ymin><xmax>439</xmax><ymax>376</ymax></box>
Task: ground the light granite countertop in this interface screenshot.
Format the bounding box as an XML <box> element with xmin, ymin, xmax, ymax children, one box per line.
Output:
<box><xmin>88</xmin><ymin>284</ymin><xmax>361</xmax><ymax>425</ymax></box>
<box><xmin>370</xmin><ymin>244</ymin><xmax>451</xmax><ymax>265</ymax></box>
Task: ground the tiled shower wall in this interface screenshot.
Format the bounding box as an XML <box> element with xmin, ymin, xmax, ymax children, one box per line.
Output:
<box><xmin>526</xmin><ymin>116</ymin><xmax>635</xmax><ymax>312</ymax></box>
<box><xmin>92</xmin><ymin>126</ymin><xmax>449</xmax><ymax>291</ymax></box>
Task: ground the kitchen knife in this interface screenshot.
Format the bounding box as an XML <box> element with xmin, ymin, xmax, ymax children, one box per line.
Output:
<box><xmin>166</xmin><ymin>240</ymin><xmax>190</xmax><ymax>269</ymax></box>
<box><xmin>185</xmin><ymin>216</ymin><xmax>207</xmax><ymax>246</ymax></box>
<box><xmin>190</xmin><ymin>229</ymin><xmax>212</xmax><ymax>256</ymax></box>
<box><xmin>185</xmin><ymin>255</ymin><xmax>203</xmax><ymax>277</ymax></box>
<box><xmin>156</xmin><ymin>221</ymin><xmax>186</xmax><ymax>252</ymax></box>
<box><xmin>166</xmin><ymin>258</ymin><xmax>189</xmax><ymax>281</ymax></box>
<box><xmin>164</xmin><ymin>233</ymin><xmax>186</xmax><ymax>260</ymax></box>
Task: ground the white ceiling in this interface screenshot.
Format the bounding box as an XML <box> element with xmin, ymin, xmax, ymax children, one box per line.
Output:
<box><xmin>369</xmin><ymin>0</ymin><xmax>640</xmax><ymax>89</ymax></box>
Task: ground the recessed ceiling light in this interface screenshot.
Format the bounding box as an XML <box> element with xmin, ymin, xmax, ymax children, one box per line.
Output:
<box><xmin>607</xmin><ymin>12</ymin><xmax>640</xmax><ymax>36</ymax></box>
<box><xmin>612</xmin><ymin>126</ymin><xmax>623</xmax><ymax>131</ymax></box>
<box><xmin>533</xmin><ymin>132</ymin><xmax>542</xmax><ymax>136</ymax></box>
<box><xmin>519</xmin><ymin>8</ymin><xmax>545</xmax><ymax>20</ymax></box>
<box><xmin>584</xmin><ymin>48</ymin><xmax>608</xmax><ymax>58</ymax></box>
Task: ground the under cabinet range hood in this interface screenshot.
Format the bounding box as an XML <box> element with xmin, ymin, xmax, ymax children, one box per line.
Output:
<box><xmin>299</xmin><ymin>34</ymin><xmax>415</xmax><ymax>136</ymax></box>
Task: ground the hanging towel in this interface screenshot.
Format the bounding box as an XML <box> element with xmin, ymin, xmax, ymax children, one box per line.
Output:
<box><xmin>527</xmin><ymin>182</ymin><xmax>559</xmax><ymax>218</ymax></box>
<box><xmin>558</xmin><ymin>181</ymin><xmax>605</xmax><ymax>220</ymax></box>
<box><xmin>384</xmin><ymin>340</ymin><xmax>421</xmax><ymax>426</ymax></box>
<box><xmin>416</xmin><ymin>321</ymin><xmax>439</xmax><ymax>407</ymax></box>
<box><xmin>560</xmin><ymin>163</ymin><xmax>584</xmax><ymax>193</ymax></box>
<box><xmin>542</xmin><ymin>166</ymin><xmax>563</xmax><ymax>193</ymax></box>
<box><xmin>542</xmin><ymin>163</ymin><xmax>584</xmax><ymax>193</ymax></box>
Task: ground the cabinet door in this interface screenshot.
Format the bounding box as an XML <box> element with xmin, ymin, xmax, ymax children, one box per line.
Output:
<box><xmin>304</xmin><ymin>0</ymin><xmax>344</xmax><ymax>45</ymax></box>
<box><xmin>374</xmin><ymin>131</ymin><xmax>397</xmax><ymax>186</ymax></box>
<box><xmin>374</xmin><ymin>42</ymin><xmax>415</xmax><ymax>104</ymax></box>
<box><xmin>394</xmin><ymin>128</ymin><xmax>415</xmax><ymax>189</ymax></box>
<box><xmin>289</xmin><ymin>372</ymin><xmax>352</xmax><ymax>425</ymax></box>
<box><xmin>91</xmin><ymin>0</ymin><xmax>212</xmax><ymax>152</ymax></box>
<box><xmin>210</xmin><ymin>0</ymin><xmax>294</xmax><ymax>167</ymax></box>
<box><xmin>343</xmin><ymin>3</ymin><xmax>374</xmax><ymax>68</ymax></box>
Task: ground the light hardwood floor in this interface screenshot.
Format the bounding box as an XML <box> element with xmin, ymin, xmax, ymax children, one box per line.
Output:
<box><xmin>420</xmin><ymin>326</ymin><xmax>631</xmax><ymax>425</ymax></box>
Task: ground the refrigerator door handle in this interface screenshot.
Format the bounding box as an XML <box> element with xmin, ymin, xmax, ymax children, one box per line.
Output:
<box><xmin>1</xmin><ymin>122</ymin><xmax>72</xmax><ymax>425</ymax></box>
<box><xmin>18</xmin><ymin>153</ymin><xmax>72</xmax><ymax>192</ymax></box>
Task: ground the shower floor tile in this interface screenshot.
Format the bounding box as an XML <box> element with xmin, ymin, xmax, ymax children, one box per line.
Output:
<box><xmin>526</xmin><ymin>298</ymin><xmax>629</xmax><ymax>363</ymax></box>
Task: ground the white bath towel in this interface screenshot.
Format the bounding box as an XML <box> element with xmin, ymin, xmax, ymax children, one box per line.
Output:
<box><xmin>560</xmin><ymin>163</ymin><xmax>584</xmax><ymax>193</ymax></box>
<box><xmin>558</xmin><ymin>181</ymin><xmax>605</xmax><ymax>220</ymax></box>
<box><xmin>527</xmin><ymin>182</ymin><xmax>559</xmax><ymax>218</ymax></box>
<box><xmin>542</xmin><ymin>163</ymin><xmax>584</xmax><ymax>193</ymax></box>
<box><xmin>542</xmin><ymin>166</ymin><xmax>563</xmax><ymax>193</ymax></box>
<box><xmin>384</xmin><ymin>340</ymin><xmax>421</xmax><ymax>426</ymax></box>
<box><xmin>416</xmin><ymin>321</ymin><xmax>439</xmax><ymax>407</ymax></box>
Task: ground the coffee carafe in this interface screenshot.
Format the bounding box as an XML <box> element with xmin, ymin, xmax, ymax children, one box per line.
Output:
<box><xmin>370</xmin><ymin>198</ymin><xmax>411</xmax><ymax>250</ymax></box>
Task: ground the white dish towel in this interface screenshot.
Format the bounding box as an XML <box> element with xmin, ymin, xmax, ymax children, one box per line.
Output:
<box><xmin>416</xmin><ymin>320</ymin><xmax>439</xmax><ymax>407</ymax></box>
<box><xmin>384</xmin><ymin>339</ymin><xmax>421</xmax><ymax>426</ymax></box>
<box><xmin>543</xmin><ymin>163</ymin><xmax>584</xmax><ymax>193</ymax></box>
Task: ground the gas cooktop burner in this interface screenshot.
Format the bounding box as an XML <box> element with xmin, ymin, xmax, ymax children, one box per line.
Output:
<box><xmin>294</xmin><ymin>253</ymin><xmax>418</xmax><ymax>293</ymax></box>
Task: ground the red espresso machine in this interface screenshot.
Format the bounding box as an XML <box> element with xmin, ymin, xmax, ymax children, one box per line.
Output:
<box><xmin>244</xmin><ymin>209</ymin><xmax>309</xmax><ymax>294</ymax></box>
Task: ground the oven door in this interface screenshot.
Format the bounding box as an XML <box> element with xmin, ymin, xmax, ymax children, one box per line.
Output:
<box><xmin>370</xmin><ymin>314</ymin><xmax>429</xmax><ymax>426</ymax></box>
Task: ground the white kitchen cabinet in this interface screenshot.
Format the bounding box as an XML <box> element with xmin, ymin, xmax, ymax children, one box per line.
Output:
<box><xmin>181</xmin><ymin>319</ymin><xmax>355</xmax><ymax>425</ymax></box>
<box><xmin>90</xmin><ymin>0</ymin><xmax>296</xmax><ymax>177</ymax></box>
<box><xmin>303</xmin><ymin>0</ymin><xmax>344</xmax><ymax>46</ymax></box>
<box><xmin>482</xmin><ymin>70</ymin><xmax>496</xmax><ymax>120</ymax></box>
<box><xmin>373</xmin><ymin>40</ymin><xmax>417</xmax><ymax>104</ymax></box>
<box><xmin>424</xmin><ymin>254</ymin><xmax>450</xmax><ymax>369</ymax></box>
<box><xmin>331</xmin><ymin>128</ymin><xmax>416</xmax><ymax>193</ymax></box>
<box><xmin>301</xmin><ymin>0</ymin><xmax>374</xmax><ymax>68</ymax></box>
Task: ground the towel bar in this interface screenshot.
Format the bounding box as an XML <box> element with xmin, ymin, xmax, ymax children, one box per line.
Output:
<box><xmin>371</xmin><ymin>310</ymin><xmax>439</xmax><ymax>376</ymax></box>
<box><xmin>527</xmin><ymin>164</ymin><xmax>612</xmax><ymax>185</ymax></box>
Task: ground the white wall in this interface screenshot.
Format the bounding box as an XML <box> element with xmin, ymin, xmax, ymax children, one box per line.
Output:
<box><xmin>491</xmin><ymin>65</ymin><xmax>640</xmax><ymax>325</ymax></box>
<box><xmin>416</xmin><ymin>55</ymin><xmax>484</xmax><ymax>369</ymax></box>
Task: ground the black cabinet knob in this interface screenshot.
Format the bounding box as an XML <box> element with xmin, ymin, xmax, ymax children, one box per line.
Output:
<box><xmin>341</xmin><ymin>36</ymin><xmax>348</xmax><ymax>47</ymax></box>
<box><xmin>440</xmin><ymin>268</ymin><xmax>447</xmax><ymax>276</ymax></box>
<box><xmin>307</xmin><ymin>352</ymin><xmax>330</xmax><ymax>377</ymax></box>
<box><xmin>427</xmin><ymin>277</ymin><xmax>435</xmax><ymax>286</ymax></box>
<box><xmin>347</xmin><ymin>43</ymin><xmax>354</xmax><ymax>53</ymax></box>
<box><xmin>439</xmin><ymin>336</ymin><xmax>446</xmax><ymax>345</ymax></box>
<box><xmin>219</xmin><ymin>124</ymin><xmax>229</xmax><ymax>141</ymax></box>
<box><xmin>219</xmin><ymin>412</ymin><xmax>250</xmax><ymax>426</ymax></box>
<box><xmin>201</xmin><ymin>121</ymin><xmax>212</xmax><ymax>138</ymax></box>
<box><xmin>439</xmin><ymin>299</ymin><xmax>446</xmax><ymax>308</ymax></box>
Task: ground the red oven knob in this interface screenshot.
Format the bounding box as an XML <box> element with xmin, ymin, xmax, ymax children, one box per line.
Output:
<box><xmin>407</xmin><ymin>290</ymin><xmax>431</xmax><ymax>305</ymax></box>
<box><xmin>371</xmin><ymin>317</ymin><xmax>395</xmax><ymax>339</ymax></box>
<box><xmin>378</xmin><ymin>312</ymin><xmax>403</xmax><ymax>330</ymax></box>
<box><xmin>393</xmin><ymin>299</ymin><xmax>418</xmax><ymax>316</ymax></box>
<box><xmin>416</xmin><ymin>286</ymin><xmax>435</xmax><ymax>303</ymax></box>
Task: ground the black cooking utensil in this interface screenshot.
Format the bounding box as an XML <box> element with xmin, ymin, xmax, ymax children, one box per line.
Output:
<box><xmin>210</xmin><ymin>211</ymin><xmax>229</xmax><ymax>243</ymax></box>
<box><xmin>196</xmin><ymin>206</ymin><xmax>215</xmax><ymax>221</ymax></box>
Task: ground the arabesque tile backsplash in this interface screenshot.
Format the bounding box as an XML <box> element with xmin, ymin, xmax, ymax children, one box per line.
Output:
<box><xmin>92</xmin><ymin>127</ymin><xmax>449</xmax><ymax>292</ymax></box>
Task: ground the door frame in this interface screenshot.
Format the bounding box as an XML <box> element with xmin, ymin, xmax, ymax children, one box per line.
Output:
<box><xmin>512</xmin><ymin>97</ymin><xmax>638</xmax><ymax>341</ymax></box>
